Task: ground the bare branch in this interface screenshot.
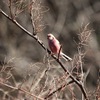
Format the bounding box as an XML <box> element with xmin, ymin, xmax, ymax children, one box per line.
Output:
<box><xmin>0</xmin><ymin>9</ymin><xmax>89</xmax><ymax>100</ymax></box>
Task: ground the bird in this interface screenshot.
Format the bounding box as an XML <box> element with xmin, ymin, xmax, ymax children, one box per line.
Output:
<box><xmin>47</xmin><ymin>34</ymin><xmax>72</xmax><ymax>61</ymax></box>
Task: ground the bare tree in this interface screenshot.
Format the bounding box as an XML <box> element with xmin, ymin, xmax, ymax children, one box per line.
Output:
<box><xmin>0</xmin><ymin>0</ymin><xmax>99</xmax><ymax>100</ymax></box>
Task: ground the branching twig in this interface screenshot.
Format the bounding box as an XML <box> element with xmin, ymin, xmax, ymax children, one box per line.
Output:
<box><xmin>0</xmin><ymin>81</ymin><xmax>44</xmax><ymax>100</ymax></box>
<box><xmin>44</xmin><ymin>80</ymin><xmax>74</xmax><ymax>99</ymax></box>
<box><xmin>30</xmin><ymin>68</ymin><xmax>48</xmax><ymax>92</ymax></box>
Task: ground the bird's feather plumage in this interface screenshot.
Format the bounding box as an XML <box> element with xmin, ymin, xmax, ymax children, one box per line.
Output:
<box><xmin>47</xmin><ymin>34</ymin><xmax>72</xmax><ymax>61</ymax></box>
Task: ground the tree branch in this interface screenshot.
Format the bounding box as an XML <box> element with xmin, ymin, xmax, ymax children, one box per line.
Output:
<box><xmin>0</xmin><ymin>9</ymin><xmax>89</xmax><ymax>100</ymax></box>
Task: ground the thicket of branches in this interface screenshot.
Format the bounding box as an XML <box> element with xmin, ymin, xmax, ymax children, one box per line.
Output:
<box><xmin>0</xmin><ymin>0</ymin><xmax>100</xmax><ymax>100</ymax></box>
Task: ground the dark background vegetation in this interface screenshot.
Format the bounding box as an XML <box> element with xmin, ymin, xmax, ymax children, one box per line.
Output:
<box><xmin>0</xmin><ymin>0</ymin><xmax>100</xmax><ymax>100</ymax></box>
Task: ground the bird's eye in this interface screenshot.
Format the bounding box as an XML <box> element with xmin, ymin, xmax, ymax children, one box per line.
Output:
<box><xmin>49</xmin><ymin>36</ymin><xmax>53</xmax><ymax>40</ymax></box>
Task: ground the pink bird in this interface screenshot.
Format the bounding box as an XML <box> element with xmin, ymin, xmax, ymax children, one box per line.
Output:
<box><xmin>47</xmin><ymin>34</ymin><xmax>72</xmax><ymax>61</ymax></box>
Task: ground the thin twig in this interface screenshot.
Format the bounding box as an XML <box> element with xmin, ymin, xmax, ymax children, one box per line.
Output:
<box><xmin>58</xmin><ymin>45</ymin><xmax>62</xmax><ymax>60</ymax></box>
<box><xmin>8</xmin><ymin>0</ymin><xmax>13</xmax><ymax>18</ymax></box>
<box><xmin>30</xmin><ymin>68</ymin><xmax>48</xmax><ymax>92</ymax></box>
<box><xmin>0</xmin><ymin>81</ymin><xmax>44</xmax><ymax>100</ymax></box>
<box><xmin>44</xmin><ymin>80</ymin><xmax>74</xmax><ymax>99</ymax></box>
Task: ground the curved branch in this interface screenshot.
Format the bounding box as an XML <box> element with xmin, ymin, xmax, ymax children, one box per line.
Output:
<box><xmin>0</xmin><ymin>9</ymin><xmax>89</xmax><ymax>100</ymax></box>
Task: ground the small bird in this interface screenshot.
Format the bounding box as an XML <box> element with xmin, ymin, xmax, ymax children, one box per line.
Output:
<box><xmin>47</xmin><ymin>34</ymin><xmax>72</xmax><ymax>61</ymax></box>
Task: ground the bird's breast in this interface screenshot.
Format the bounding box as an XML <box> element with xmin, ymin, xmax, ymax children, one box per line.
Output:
<box><xmin>49</xmin><ymin>40</ymin><xmax>60</xmax><ymax>54</ymax></box>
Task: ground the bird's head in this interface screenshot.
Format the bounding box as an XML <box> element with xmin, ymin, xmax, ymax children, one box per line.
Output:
<box><xmin>47</xmin><ymin>34</ymin><xmax>55</xmax><ymax>40</ymax></box>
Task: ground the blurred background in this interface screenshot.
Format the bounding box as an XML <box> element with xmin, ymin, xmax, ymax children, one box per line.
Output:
<box><xmin>0</xmin><ymin>0</ymin><xmax>100</xmax><ymax>99</ymax></box>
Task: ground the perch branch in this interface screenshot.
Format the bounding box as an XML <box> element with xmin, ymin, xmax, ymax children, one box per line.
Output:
<box><xmin>0</xmin><ymin>9</ymin><xmax>89</xmax><ymax>100</ymax></box>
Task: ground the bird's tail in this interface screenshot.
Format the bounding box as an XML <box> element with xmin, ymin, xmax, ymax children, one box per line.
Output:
<box><xmin>60</xmin><ymin>52</ymin><xmax>72</xmax><ymax>61</ymax></box>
